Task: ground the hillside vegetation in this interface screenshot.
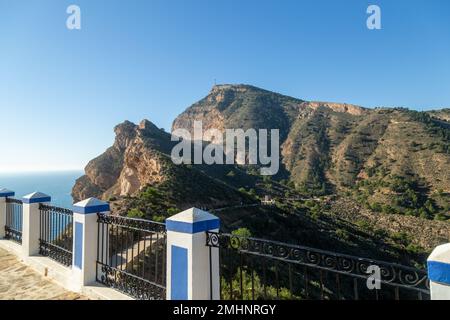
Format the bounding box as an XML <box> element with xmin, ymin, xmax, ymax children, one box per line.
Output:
<box><xmin>73</xmin><ymin>84</ymin><xmax>450</xmax><ymax>266</ymax></box>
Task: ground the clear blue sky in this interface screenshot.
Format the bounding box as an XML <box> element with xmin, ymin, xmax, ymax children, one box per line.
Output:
<box><xmin>0</xmin><ymin>0</ymin><xmax>449</xmax><ymax>172</ymax></box>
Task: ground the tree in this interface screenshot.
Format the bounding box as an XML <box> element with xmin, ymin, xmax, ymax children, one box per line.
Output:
<box><xmin>232</xmin><ymin>228</ymin><xmax>252</xmax><ymax>238</ymax></box>
<box><xmin>127</xmin><ymin>208</ymin><xmax>144</xmax><ymax>219</ymax></box>
<box><xmin>167</xmin><ymin>207</ymin><xmax>178</xmax><ymax>216</ymax></box>
<box><xmin>418</xmin><ymin>208</ymin><xmax>430</xmax><ymax>220</ymax></box>
<box><xmin>370</xmin><ymin>202</ymin><xmax>382</xmax><ymax>212</ymax></box>
<box><xmin>424</xmin><ymin>200</ymin><xmax>435</xmax><ymax>214</ymax></box>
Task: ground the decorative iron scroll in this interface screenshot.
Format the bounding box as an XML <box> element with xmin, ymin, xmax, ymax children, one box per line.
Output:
<box><xmin>97</xmin><ymin>263</ymin><xmax>166</xmax><ymax>300</ymax></box>
<box><xmin>206</xmin><ymin>231</ymin><xmax>430</xmax><ymax>293</ymax></box>
<box><xmin>39</xmin><ymin>241</ymin><xmax>73</xmax><ymax>267</ymax></box>
<box><xmin>39</xmin><ymin>204</ymin><xmax>73</xmax><ymax>215</ymax></box>
<box><xmin>5</xmin><ymin>227</ymin><xmax>22</xmax><ymax>244</ymax></box>
<box><xmin>97</xmin><ymin>213</ymin><xmax>166</xmax><ymax>234</ymax></box>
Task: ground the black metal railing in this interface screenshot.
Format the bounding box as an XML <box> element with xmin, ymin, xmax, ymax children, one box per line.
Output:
<box><xmin>206</xmin><ymin>232</ymin><xmax>430</xmax><ymax>300</ymax></box>
<box><xmin>39</xmin><ymin>204</ymin><xmax>74</xmax><ymax>267</ymax></box>
<box><xmin>5</xmin><ymin>198</ymin><xmax>23</xmax><ymax>244</ymax></box>
<box><xmin>96</xmin><ymin>214</ymin><xmax>167</xmax><ymax>300</ymax></box>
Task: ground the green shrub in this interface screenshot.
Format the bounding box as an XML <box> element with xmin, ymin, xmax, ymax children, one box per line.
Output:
<box><xmin>152</xmin><ymin>214</ymin><xmax>166</xmax><ymax>223</ymax></box>
<box><xmin>392</xmin><ymin>231</ymin><xmax>410</xmax><ymax>246</ymax></box>
<box><xmin>335</xmin><ymin>228</ymin><xmax>350</xmax><ymax>241</ymax></box>
<box><xmin>355</xmin><ymin>219</ymin><xmax>372</xmax><ymax>232</ymax></box>
<box><xmin>232</xmin><ymin>228</ymin><xmax>252</xmax><ymax>238</ymax></box>
<box><xmin>220</xmin><ymin>268</ymin><xmax>300</xmax><ymax>300</ymax></box>
<box><xmin>127</xmin><ymin>208</ymin><xmax>144</xmax><ymax>219</ymax></box>
<box><xmin>434</xmin><ymin>213</ymin><xmax>447</xmax><ymax>221</ymax></box>
<box><xmin>370</xmin><ymin>202</ymin><xmax>382</xmax><ymax>212</ymax></box>
<box><xmin>406</xmin><ymin>243</ymin><xmax>423</xmax><ymax>255</ymax></box>
<box><xmin>166</xmin><ymin>207</ymin><xmax>178</xmax><ymax>216</ymax></box>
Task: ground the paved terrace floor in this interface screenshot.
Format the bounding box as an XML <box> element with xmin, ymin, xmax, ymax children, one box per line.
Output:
<box><xmin>0</xmin><ymin>247</ymin><xmax>87</xmax><ymax>300</ymax></box>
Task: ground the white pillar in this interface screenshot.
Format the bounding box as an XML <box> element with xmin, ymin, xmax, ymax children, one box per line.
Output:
<box><xmin>428</xmin><ymin>243</ymin><xmax>450</xmax><ymax>300</ymax></box>
<box><xmin>71</xmin><ymin>197</ymin><xmax>110</xmax><ymax>291</ymax></box>
<box><xmin>166</xmin><ymin>207</ymin><xmax>220</xmax><ymax>300</ymax></box>
<box><xmin>22</xmin><ymin>192</ymin><xmax>51</xmax><ymax>256</ymax></box>
<box><xmin>0</xmin><ymin>188</ymin><xmax>15</xmax><ymax>238</ymax></box>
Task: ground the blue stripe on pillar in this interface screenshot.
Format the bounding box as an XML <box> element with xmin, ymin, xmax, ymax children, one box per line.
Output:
<box><xmin>171</xmin><ymin>245</ymin><xmax>188</xmax><ymax>300</ymax></box>
<box><xmin>166</xmin><ymin>218</ymin><xmax>220</xmax><ymax>234</ymax></box>
<box><xmin>74</xmin><ymin>222</ymin><xmax>83</xmax><ymax>269</ymax></box>
<box><xmin>22</xmin><ymin>196</ymin><xmax>51</xmax><ymax>204</ymax></box>
<box><xmin>428</xmin><ymin>260</ymin><xmax>450</xmax><ymax>285</ymax></box>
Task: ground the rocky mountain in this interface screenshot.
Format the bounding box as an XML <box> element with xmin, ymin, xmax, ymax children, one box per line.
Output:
<box><xmin>72</xmin><ymin>119</ymin><xmax>252</xmax><ymax>214</ymax></box>
<box><xmin>173</xmin><ymin>85</ymin><xmax>450</xmax><ymax>218</ymax></box>
<box><xmin>73</xmin><ymin>119</ymin><xmax>172</xmax><ymax>200</ymax></box>
<box><xmin>72</xmin><ymin>84</ymin><xmax>450</xmax><ymax>264</ymax></box>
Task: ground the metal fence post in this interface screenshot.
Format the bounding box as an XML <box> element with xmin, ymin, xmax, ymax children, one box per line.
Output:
<box><xmin>166</xmin><ymin>207</ymin><xmax>220</xmax><ymax>300</ymax></box>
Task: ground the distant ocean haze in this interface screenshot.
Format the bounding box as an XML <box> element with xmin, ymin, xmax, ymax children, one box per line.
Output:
<box><xmin>0</xmin><ymin>171</ymin><xmax>83</xmax><ymax>209</ymax></box>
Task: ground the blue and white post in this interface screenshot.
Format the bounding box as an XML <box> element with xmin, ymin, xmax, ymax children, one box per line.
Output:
<box><xmin>166</xmin><ymin>207</ymin><xmax>220</xmax><ymax>300</ymax></box>
<box><xmin>22</xmin><ymin>192</ymin><xmax>51</xmax><ymax>257</ymax></box>
<box><xmin>428</xmin><ymin>243</ymin><xmax>450</xmax><ymax>300</ymax></box>
<box><xmin>71</xmin><ymin>197</ymin><xmax>110</xmax><ymax>290</ymax></box>
<box><xmin>0</xmin><ymin>188</ymin><xmax>15</xmax><ymax>238</ymax></box>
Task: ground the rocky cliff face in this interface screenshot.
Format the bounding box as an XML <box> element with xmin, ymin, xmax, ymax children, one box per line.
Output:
<box><xmin>172</xmin><ymin>85</ymin><xmax>366</xmax><ymax>140</ymax></box>
<box><xmin>72</xmin><ymin>84</ymin><xmax>449</xmax><ymax>262</ymax></box>
<box><xmin>74</xmin><ymin>84</ymin><xmax>450</xmax><ymax>221</ymax></box>
<box><xmin>172</xmin><ymin>84</ymin><xmax>450</xmax><ymax>221</ymax></box>
<box><xmin>72</xmin><ymin>119</ymin><xmax>173</xmax><ymax>201</ymax></box>
<box><xmin>72</xmin><ymin>116</ymin><xmax>250</xmax><ymax>210</ymax></box>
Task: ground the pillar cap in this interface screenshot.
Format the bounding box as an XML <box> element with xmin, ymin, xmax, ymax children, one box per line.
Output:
<box><xmin>0</xmin><ymin>188</ymin><xmax>15</xmax><ymax>197</ymax></box>
<box><xmin>73</xmin><ymin>197</ymin><xmax>110</xmax><ymax>214</ymax></box>
<box><xmin>428</xmin><ymin>243</ymin><xmax>450</xmax><ymax>285</ymax></box>
<box><xmin>166</xmin><ymin>207</ymin><xmax>219</xmax><ymax>234</ymax></box>
<box><xmin>428</xmin><ymin>243</ymin><xmax>450</xmax><ymax>263</ymax></box>
<box><xmin>22</xmin><ymin>192</ymin><xmax>51</xmax><ymax>204</ymax></box>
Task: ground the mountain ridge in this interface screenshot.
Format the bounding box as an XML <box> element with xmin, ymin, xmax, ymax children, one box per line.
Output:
<box><xmin>72</xmin><ymin>84</ymin><xmax>450</xmax><ymax>264</ymax></box>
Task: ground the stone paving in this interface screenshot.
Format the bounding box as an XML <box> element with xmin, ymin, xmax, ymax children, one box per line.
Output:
<box><xmin>0</xmin><ymin>247</ymin><xmax>87</xmax><ymax>300</ymax></box>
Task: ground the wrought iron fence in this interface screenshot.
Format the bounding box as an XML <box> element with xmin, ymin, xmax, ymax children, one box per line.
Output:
<box><xmin>39</xmin><ymin>204</ymin><xmax>74</xmax><ymax>267</ymax></box>
<box><xmin>96</xmin><ymin>214</ymin><xmax>167</xmax><ymax>300</ymax></box>
<box><xmin>5</xmin><ymin>198</ymin><xmax>23</xmax><ymax>244</ymax></box>
<box><xmin>206</xmin><ymin>232</ymin><xmax>430</xmax><ymax>300</ymax></box>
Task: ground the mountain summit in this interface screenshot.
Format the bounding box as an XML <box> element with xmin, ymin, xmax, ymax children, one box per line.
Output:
<box><xmin>173</xmin><ymin>85</ymin><xmax>449</xmax><ymax>201</ymax></box>
<box><xmin>72</xmin><ymin>85</ymin><xmax>449</xmax><ymax>262</ymax></box>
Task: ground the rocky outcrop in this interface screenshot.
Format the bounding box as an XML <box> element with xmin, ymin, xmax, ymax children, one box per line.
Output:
<box><xmin>71</xmin><ymin>84</ymin><xmax>450</xmax><ymax>266</ymax></box>
<box><xmin>72</xmin><ymin>119</ymin><xmax>173</xmax><ymax>201</ymax></box>
<box><xmin>172</xmin><ymin>84</ymin><xmax>367</xmax><ymax>139</ymax></box>
<box><xmin>171</xmin><ymin>84</ymin><xmax>450</xmax><ymax>219</ymax></box>
<box><xmin>74</xmin><ymin>84</ymin><xmax>450</xmax><ymax>221</ymax></box>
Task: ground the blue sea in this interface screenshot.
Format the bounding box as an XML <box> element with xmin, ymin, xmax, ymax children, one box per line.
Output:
<box><xmin>0</xmin><ymin>171</ymin><xmax>83</xmax><ymax>209</ymax></box>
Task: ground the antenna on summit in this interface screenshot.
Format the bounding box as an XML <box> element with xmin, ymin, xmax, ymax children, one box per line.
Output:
<box><xmin>214</xmin><ymin>78</ymin><xmax>217</xmax><ymax>86</ymax></box>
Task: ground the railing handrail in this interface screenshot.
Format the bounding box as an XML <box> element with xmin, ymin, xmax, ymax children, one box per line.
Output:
<box><xmin>206</xmin><ymin>231</ymin><xmax>429</xmax><ymax>294</ymax></box>
<box><xmin>98</xmin><ymin>212</ymin><xmax>165</xmax><ymax>226</ymax></box>
<box><xmin>97</xmin><ymin>213</ymin><xmax>166</xmax><ymax>233</ymax></box>
<box><xmin>6</xmin><ymin>198</ymin><xmax>23</xmax><ymax>205</ymax></box>
<box><xmin>39</xmin><ymin>203</ymin><xmax>73</xmax><ymax>215</ymax></box>
<box><xmin>207</xmin><ymin>231</ymin><xmax>427</xmax><ymax>274</ymax></box>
